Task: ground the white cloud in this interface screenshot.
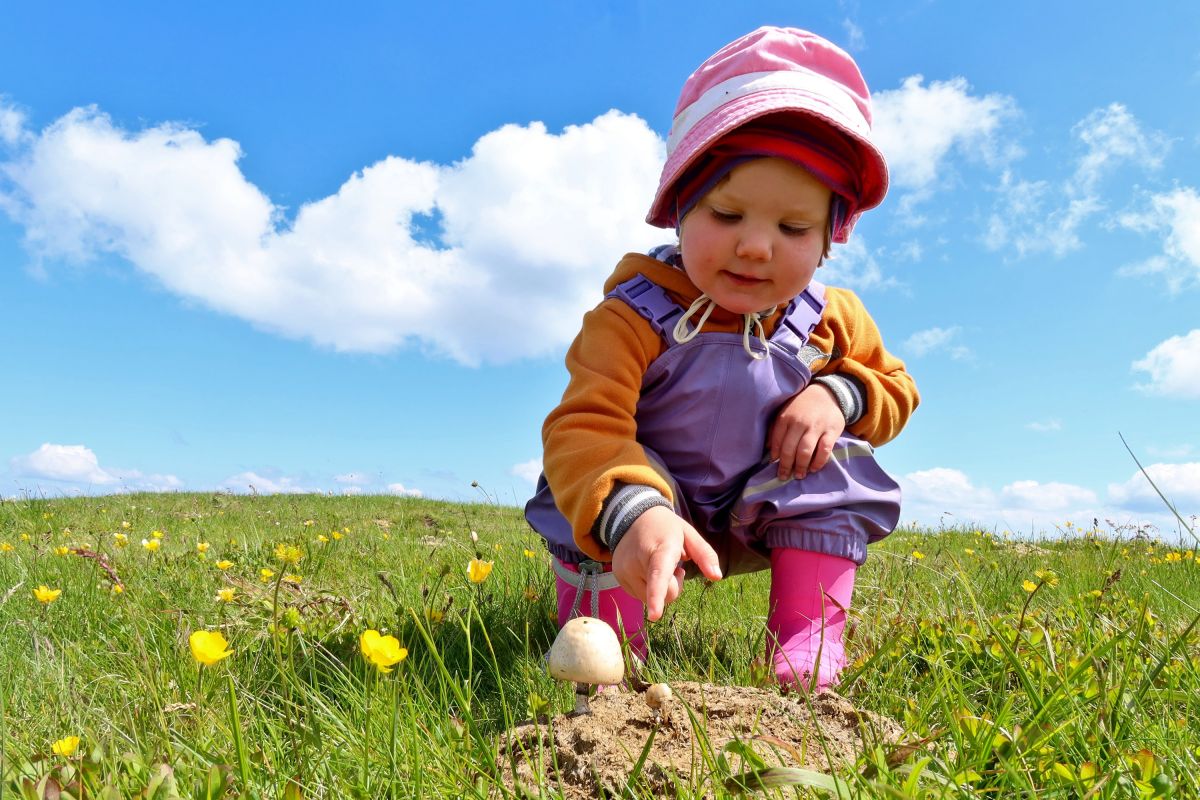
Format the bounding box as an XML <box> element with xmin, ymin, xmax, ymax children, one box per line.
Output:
<box><xmin>10</xmin><ymin>443</ymin><xmax>117</xmax><ymax>484</ymax></box>
<box><xmin>1001</xmin><ymin>480</ymin><xmax>1098</xmax><ymax>511</ymax></box>
<box><xmin>1118</xmin><ymin>188</ymin><xmax>1200</xmax><ymax>293</ymax></box>
<box><xmin>899</xmin><ymin>466</ymin><xmax>1185</xmax><ymax>538</ymax></box>
<box><xmin>903</xmin><ymin>325</ymin><xmax>970</xmax><ymax>359</ymax></box>
<box><xmin>386</xmin><ymin>482</ymin><xmax>423</xmax><ymax>497</ymax></box>
<box><xmin>8</xmin><ymin>443</ymin><xmax>183</xmax><ymax>492</ymax></box>
<box><xmin>841</xmin><ymin>19</ymin><xmax>866</xmax><ymax>51</ymax></box>
<box><xmin>872</xmin><ymin>76</ymin><xmax>1018</xmax><ymax>199</ymax></box>
<box><xmin>901</xmin><ymin>467</ymin><xmax>996</xmax><ymax>512</ymax></box>
<box><xmin>0</xmin><ymin>102</ymin><xmax>666</xmax><ymax>365</ymax></box>
<box><xmin>1025</xmin><ymin>419</ymin><xmax>1063</xmax><ymax>433</ymax></box>
<box><xmin>510</xmin><ymin>458</ymin><xmax>543</xmax><ymax>485</ymax></box>
<box><xmin>342</xmin><ymin>486</ymin><xmax>363</xmax><ymax>496</ymax></box>
<box><xmin>1108</xmin><ymin>462</ymin><xmax>1200</xmax><ymax>512</ymax></box>
<box><xmin>218</xmin><ymin>471</ymin><xmax>313</xmax><ymax>494</ymax></box>
<box><xmin>1132</xmin><ymin>329</ymin><xmax>1200</xmax><ymax>398</ymax></box>
<box><xmin>0</xmin><ymin>99</ymin><xmax>28</xmax><ymax>147</ymax></box>
<box><xmin>986</xmin><ymin>104</ymin><xmax>1168</xmax><ymax>259</ymax></box>
<box><xmin>821</xmin><ymin>236</ymin><xmax>893</xmax><ymax>291</ymax></box>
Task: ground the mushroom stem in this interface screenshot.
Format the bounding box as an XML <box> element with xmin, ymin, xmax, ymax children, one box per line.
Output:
<box><xmin>573</xmin><ymin>683</ymin><xmax>591</xmax><ymax>714</ymax></box>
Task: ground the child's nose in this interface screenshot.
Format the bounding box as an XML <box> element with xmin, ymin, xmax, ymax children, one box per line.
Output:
<box><xmin>735</xmin><ymin>229</ymin><xmax>772</xmax><ymax>261</ymax></box>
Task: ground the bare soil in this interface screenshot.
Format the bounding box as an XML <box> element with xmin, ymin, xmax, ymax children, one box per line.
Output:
<box><xmin>498</xmin><ymin>681</ymin><xmax>905</xmax><ymax>798</ymax></box>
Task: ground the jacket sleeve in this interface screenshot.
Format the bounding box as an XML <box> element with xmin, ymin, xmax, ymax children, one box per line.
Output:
<box><xmin>540</xmin><ymin>300</ymin><xmax>674</xmax><ymax>560</ymax></box>
<box><xmin>808</xmin><ymin>288</ymin><xmax>919</xmax><ymax>446</ymax></box>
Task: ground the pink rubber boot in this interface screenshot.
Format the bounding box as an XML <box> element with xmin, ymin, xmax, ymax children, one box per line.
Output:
<box><xmin>766</xmin><ymin>548</ymin><xmax>857</xmax><ymax>690</ymax></box>
<box><xmin>554</xmin><ymin>559</ymin><xmax>647</xmax><ymax>661</ymax></box>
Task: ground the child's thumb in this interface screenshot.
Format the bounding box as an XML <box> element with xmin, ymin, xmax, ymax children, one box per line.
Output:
<box><xmin>681</xmin><ymin>525</ymin><xmax>723</xmax><ymax>581</ymax></box>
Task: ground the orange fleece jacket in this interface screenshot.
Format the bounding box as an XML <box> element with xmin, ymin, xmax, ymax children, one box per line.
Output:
<box><xmin>541</xmin><ymin>252</ymin><xmax>919</xmax><ymax>561</ymax></box>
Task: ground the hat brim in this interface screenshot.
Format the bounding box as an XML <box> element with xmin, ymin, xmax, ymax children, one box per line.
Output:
<box><xmin>646</xmin><ymin>89</ymin><xmax>888</xmax><ymax>231</ymax></box>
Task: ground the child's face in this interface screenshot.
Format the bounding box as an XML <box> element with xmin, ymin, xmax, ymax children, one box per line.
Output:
<box><xmin>678</xmin><ymin>158</ymin><xmax>831</xmax><ymax>315</ymax></box>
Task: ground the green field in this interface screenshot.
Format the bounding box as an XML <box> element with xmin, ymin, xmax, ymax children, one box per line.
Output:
<box><xmin>1</xmin><ymin>492</ymin><xmax>1196</xmax><ymax>798</ymax></box>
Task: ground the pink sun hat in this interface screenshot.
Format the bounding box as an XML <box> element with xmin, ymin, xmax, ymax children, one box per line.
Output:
<box><xmin>646</xmin><ymin>26</ymin><xmax>889</xmax><ymax>241</ymax></box>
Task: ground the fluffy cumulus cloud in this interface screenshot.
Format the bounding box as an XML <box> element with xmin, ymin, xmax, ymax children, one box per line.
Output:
<box><xmin>217</xmin><ymin>471</ymin><xmax>313</xmax><ymax>494</ymax></box>
<box><xmin>986</xmin><ymin>104</ymin><xmax>1169</xmax><ymax>259</ymax></box>
<box><xmin>1132</xmin><ymin>330</ymin><xmax>1200</xmax><ymax>398</ymax></box>
<box><xmin>0</xmin><ymin>102</ymin><xmax>666</xmax><ymax>366</ymax></box>
<box><xmin>1118</xmin><ymin>187</ymin><xmax>1200</xmax><ymax>293</ymax></box>
<box><xmin>899</xmin><ymin>466</ymin><xmax>1189</xmax><ymax>536</ymax></box>
<box><xmin>9</xmin><ymin>443</ymin><xmax>182</xmax><ymax>491</ymax></box>
<box><xmin>872</xmin><ymin>76</ymin><xmax>1018</xmax><ymax>201</ymax></box>
<box><xmin>510</xmin><ymin>458</ymin><xmax>543</xmax><ymax>485</ymax></box>
<box><xmin>902</xmin><ymin>326</ymin><xmax>971</xmax><ymax>360</ymax></box>
<box><xmin>1108</xmin><ymin>462</ymin><xmax>1200</xmax><ymax>512</ymax></box>
<box><xmin>386</xmin><ymin>483</ymin><xmax>423</xmax><ymax>497</ymax></box>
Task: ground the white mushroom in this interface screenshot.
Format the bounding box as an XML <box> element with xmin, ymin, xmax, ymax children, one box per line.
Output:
<box><xmin>645</xmin><ymin>682</ymin><xmax>673</xmax><ymax>724</ymax></box>
<box><xmin>547</xmin><ymin>616</ymin><xmax>624</xmax><ymax>713</ymax></box>
<box><xmin>644</xmin><ymin>682</ymin><xmax>673</xmax><ymax>710</ymax></box>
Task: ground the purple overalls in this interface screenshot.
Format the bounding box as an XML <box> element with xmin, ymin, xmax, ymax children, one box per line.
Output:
<box><xmin>526</xmin><ymin>270</ymin><xmax>901</xmax><ymax>575</ymax></box>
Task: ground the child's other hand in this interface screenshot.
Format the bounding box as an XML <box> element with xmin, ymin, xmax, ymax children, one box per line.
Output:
<box><xmin>769</xmin><ymin>383</ymin><xmax>846</xmax><ymax>481</ymax></box>
<box><xmin>611</xmin><ymin>505</ymin><xmax>722</xmax><ymax>622</ymax></box>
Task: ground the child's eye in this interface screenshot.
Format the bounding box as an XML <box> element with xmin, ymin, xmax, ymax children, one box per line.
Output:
<box><xmin>710</xmin><ymin>208</ymin><xmax>741</xmax><ymax>223</ymax></box>
<box><xmin>780</xmin><ymin>224</ymin><xmax>811</xmax><ymax>237</ymax></box>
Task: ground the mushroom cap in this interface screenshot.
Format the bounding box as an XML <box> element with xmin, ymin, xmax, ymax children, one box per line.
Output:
<box><xmin>644</xmin><ymin>682</ymin><xmax>673</xmax><ymax>709</ymax></box>
<box><xmin>547</xmin><ymin>616</ymin><xmax>625</xmax><ymax>685</ymax></box>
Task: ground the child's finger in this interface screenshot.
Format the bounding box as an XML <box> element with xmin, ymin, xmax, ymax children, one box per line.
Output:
<box><xmin>643</xmin><ymin>546</ymin><xmax>679</xmax><ymax>621</ymax></box>
<box><xmin>681</xmin><ymin>525</ymin><xmax>723</xmax><ymax>581</ymax></box>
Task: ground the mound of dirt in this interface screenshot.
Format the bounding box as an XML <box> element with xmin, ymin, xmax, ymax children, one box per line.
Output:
<box><xmin>498</xmin><ymin>681</ymin><xmax>905</xmax><ymax>797</ymax></box>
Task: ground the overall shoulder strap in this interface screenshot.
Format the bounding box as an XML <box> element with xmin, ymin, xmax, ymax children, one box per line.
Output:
<box><xmin>779</xmin><ymin>280</ymin><xmax>828</xmax><ymax>345</ymax></box>
<box><xmin>606</xmin><ymin>274</ymin><xmax>687</xmax><ymax>345</ymax></box>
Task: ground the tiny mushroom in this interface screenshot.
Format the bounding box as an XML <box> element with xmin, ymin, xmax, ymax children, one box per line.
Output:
<box><xmin>645</xmin><ymin>682</ymin><xmax>674</xmax><ymax>723</ymax></box>
<box><xmin>547</xmin><ymin>616</ymin><xmax>624</xmax><ymax>714</ymax></box>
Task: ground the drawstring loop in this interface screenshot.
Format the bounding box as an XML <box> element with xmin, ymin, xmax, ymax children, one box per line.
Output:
<box><xmin>672</xmin><ymin>292</ymin><xmax>773</xmax><ymax>359</ymax></box>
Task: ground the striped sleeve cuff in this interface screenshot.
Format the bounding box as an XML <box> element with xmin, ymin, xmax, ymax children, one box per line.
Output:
<box><xmin>594</xmin><ymin>483</ymin><xmax>672</xmax><ymax>554</ymax></box>
<box><xmin>812</xmin><ymin>374</ymin><xmax>865</xmax><ymax>426</ymax></box>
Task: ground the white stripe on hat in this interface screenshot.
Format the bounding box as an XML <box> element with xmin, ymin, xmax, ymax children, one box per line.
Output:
<box><xmin>666</xmin><ymin>69</ymin><xmax>870</xmax><ymax>156</ymax></box>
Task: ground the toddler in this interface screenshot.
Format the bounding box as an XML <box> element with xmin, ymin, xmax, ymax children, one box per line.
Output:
<box><xmin>526</xmin><ymin>26</ymin><xmax>918</xmax><ymax>689</ymax></box>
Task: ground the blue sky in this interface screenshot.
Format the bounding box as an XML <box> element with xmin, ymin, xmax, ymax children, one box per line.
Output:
<box><xmin>2</xmin><ymin>2</ymin><xmax>1198</xmax><ymax>539</ymax></box>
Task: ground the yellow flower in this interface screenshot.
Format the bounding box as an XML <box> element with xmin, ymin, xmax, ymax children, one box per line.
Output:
<box><xmin>189</xmin><ymin>630</ymin><xmax>233</xmax><ymax>666</ymax></box>
<box><xmin>316</xmin><ymin>534</ymin><xmax>329</xmax><ymax>544</ymax></box>
<box><xmin>0</xmin><ymin>542</ymin><xmax>13</xmax><ymax>552</ymax></box>
<box><xmin>359</xmin><ymin>629</ymin><xmax>407</xmax><ymax>673</ymax></box>
<box><xmin>259</xmin><ymin>568</ymin><xmax>275</xmax><ymax>583</ymax></box>
<box><xmin>151</xmin><ymin>530</ymin><xmax>163</xmax><ymax>539</ymax></box>
<box><xmin>283</xmin><ymin>574</ymin><xmax>302</xmax><ymax>585</ymax></box>
<box><xmin>911</xmin><ymin>550</ymin><xmax>926</xmax><ymax>560</ymax></box>
<box><xmin>142</xmin><ymin>538</ymin><xmax>160</xmax><ymax>552</ymax></box>
<box><xmin>1034</xmin><ymin>569</ymin><xmax>1059</xmax><ymax>587</ymax></box>
<box><xmin>51</xmin><ymin>736</ymin><xmax>80</xmax><ymax>757</ymax></box>
<box><xmin>34</xmin><ymin>585</ymin><xmax>62</xmax><ymax>604</ymax></box>
<box><xmin>20</xmin><ymin>533</ymin><xmax>30</xmax><ymax>541</ymax></box>
<box><xmin>1022</xmin><ymin>580</ymin><xmax>1038</xmax><ymax>593</ymax></box>
<box><xmin>54</xmin><ymin>546</ymin><xmax>71</xmax><ymax>557</ymax></box>
<box><xmin>467</xmin><ymin>558</ymin><xmax>494</xmax><ymax>584</ymax></box>
<box><xmin>274</xmin><ymin>543</ymin><xmax>303</xmax><ymax>565</ymax></box>
<box><xmin>196</xmin><ymin>542</ymin><xmax>210</xmax><ymax>554</ymax></box>
<box><xmin>331</xmin><ymin>531</ymin><xmax>344</xmax><ymax>541</ymax></box>
<box><xmin>523</xmin><ymin>549</ymin><xmax>537</xmax><ymax>559</ymax></box>
<box><xmin>426</xmin><ymin>609</ymin><xmax>445</xmax><ymax>623</ymax></box>
<box><xmin>216</xmin><ymin>588</ymin><xmax>237</xmax><ymax>603</ymax></box>
<box><xmin>493</xmin><ymin>543</ymin><xmax>503</xmax><ymax>552</ymax></box>
<box><xmin>113</xmin><ymin>533</ymin><xmax>129</xmax><ymax>547</ymax></box>
<box><xmin>111</xmin><ymin>584</ymin><xmax>124</xmax><ymax>595</ymax></box>
<box><xmin>303</xmin><ymin>519</ymin><xmax>315</xmax><ymax>527</ymax></box>
<box><xmin>215</xmin><ymin>559</ymin><xmax>234</xmax><ymax>570</ymax></box>
<box><xmin>120</xmin><ymin>521</ymin><xmax>131</xmax><ymax>529</ymax></box>
<box><xmin>964</xmin><ymin>548</ymin><xmax>975</xmax><ymax>556</ymax></box>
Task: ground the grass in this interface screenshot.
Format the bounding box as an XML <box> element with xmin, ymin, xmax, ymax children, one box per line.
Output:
<box><xmin>0</xmin><ymin>491</ymin><xmax>1197</xmax><ymax>798</ymax></box>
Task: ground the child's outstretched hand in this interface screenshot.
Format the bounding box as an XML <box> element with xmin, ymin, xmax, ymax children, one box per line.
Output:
<box><xmin>611</xmin><ymin>505</ymin><xmax>722</xmax><ymax>622</ymax></box>
<box><xmin>769</xmin><ymin>383</ymin><xmax>846</xmax><ymax>481</ymax></box>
